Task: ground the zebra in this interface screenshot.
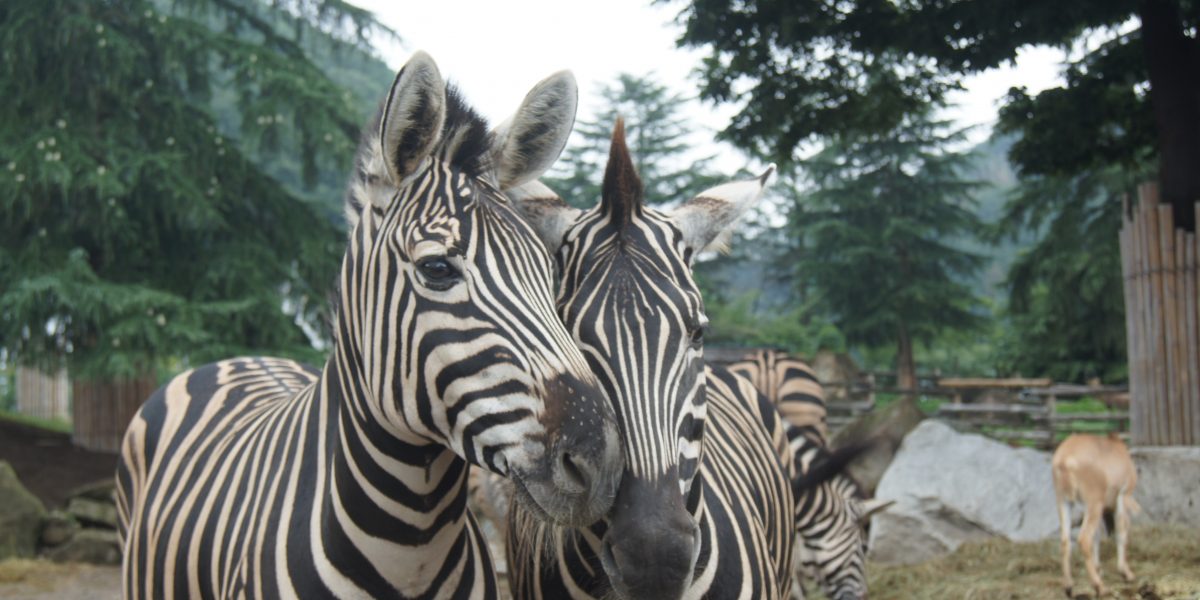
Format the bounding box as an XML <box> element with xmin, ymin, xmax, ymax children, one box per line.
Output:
<box><xmin>115</xmin><ymin>52</ymin><xmax>624</xmax><ymax>600</ymax></box>
<box><xmin>504</xmin><ymin>119</ymin><xmax>802</xmax><ymax>599</ymax></box>
<box><xmin>726</xmin><ymin>350</ymin><xmax>891</xmax><ymax>600</ymax></box>
<box><xmin>727</xmin><ymin>349</ymin><xmax>829</xmax><ymax>447</ymax></box>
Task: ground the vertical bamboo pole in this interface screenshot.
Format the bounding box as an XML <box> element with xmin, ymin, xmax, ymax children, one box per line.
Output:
<box><xmin>1141</xmin><ymin>185</ymin><xmax>1163</xmax><ymax>444</ymax></box>
<box><xmin>1120</xmin><ymin>222</ymin><xmax>1140</xmax><ymax>442</ymax></box>
<box><xmin>1185</xmin><ymin>230</ymin><xmax>1198</xmax><ymax>445</ymax></box>
<box><xmin>1131</xmin><ymin>194</ymin><xmax>1147</xmax><ymax>444</ymax></box>
<box><xmin>1176</xmin><ymin>228</ymin><xmax>1191</xmax><ymax>444</ymax></box>
<box><xmin>1159</xmin><ymin>205</ymin><xmax>1178</xmax><ymax>444</ymax></box>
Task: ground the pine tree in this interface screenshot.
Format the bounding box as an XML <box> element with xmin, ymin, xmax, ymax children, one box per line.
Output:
<box><xmin>544</xmin><ymin>73</ymin><xmax>725</xmax><ymax>207</ymax></box>
<box><xmin>0</xmin><ymin>0</ymin><xmax>388</xmax><ymax>383</ymax></box>
<box><xmin>992</xmin><ymin>165</ymin><xmax>1150</xmax><ymax>382</ymax></box>
<box><xmin>792</xmin><ymin>112</ymin><xmax>987</xmax><ymax>389</ymax></box>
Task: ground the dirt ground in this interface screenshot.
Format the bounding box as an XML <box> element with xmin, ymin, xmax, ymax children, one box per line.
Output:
<box><xmin>0</xmin><ymin>559</ymin><xmax>119</xmax><ymax>600</ymax></box>
<box><xmin>865</xmin><ymin>524</ymin><xmax>1200</xmax><ymax>600</ymax></box>
<box><xmin>0</xmin><ymin>417</ymin><xmax>119</xmax><ymax>509</ymax></box>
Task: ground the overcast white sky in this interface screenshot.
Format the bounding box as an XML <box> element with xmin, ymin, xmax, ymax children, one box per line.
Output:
<box><xmin>349</xmin><ymin>0</ymin><xmax>1067</xmax><ymax>172</ymax></box>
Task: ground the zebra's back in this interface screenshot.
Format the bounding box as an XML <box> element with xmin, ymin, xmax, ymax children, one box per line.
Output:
<box><xmin>726</xmin><ymin>350</ymin><xmax>828</xmax><ymax>447</ymax></box>
<box><xmin>117</xmin><ymin>356</ymin><xmax>323</xmax><ymax>599</ymax></box>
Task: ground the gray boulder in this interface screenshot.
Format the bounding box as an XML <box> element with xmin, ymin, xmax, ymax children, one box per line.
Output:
<box><xmin>0</xmin><ymin>460</ymin><xmax>47</xmax><ymax>559</ymax></box>
<box><xmin>868</xmin><ymin>420</ymin><xmax>1059</xmax><ymax>565</ymax></box>
<box><xmin>66</xmin><ymin>496</ymin><xmax>118</xmax><ymax>529</ymax></box>
<box><xmin>43</xmin><ymin>528</ymin><xmax>121</xmax><ymax>565</ymax></box>
<box><xmin>830</xmin><ymin>394</ymin><xmax>925</xmax><ymax>497</ymax></box>
<box><xmin>1132</xmin><ymin>447</ymin><xmax>1200</xmax><ymax>527</ymax></box>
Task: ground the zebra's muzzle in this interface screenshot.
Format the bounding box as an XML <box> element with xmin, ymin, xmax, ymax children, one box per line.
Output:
<box><xmin>598</xmin><ymin>475</ymin><xmax>700</xmax><ymax>600</ymax></box>
<box><xmin>506</xmin><ymin>372</ymin><xmax>622</xmax><ymax>528</ymax></box>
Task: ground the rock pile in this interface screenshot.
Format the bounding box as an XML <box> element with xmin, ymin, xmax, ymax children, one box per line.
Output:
<box><xmin>40</xmin><ymin>479</ymin><xmax>121</xmax><ymax>565</ymax></box>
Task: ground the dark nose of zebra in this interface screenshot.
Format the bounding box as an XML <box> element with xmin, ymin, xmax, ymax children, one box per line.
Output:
<box><xmin>542</xmin><ymin>372</ymin><xmax>623</xmax><ymax>522</ymax></box>
<box><xmin>599</xmin><ymin>476</ymin><xmax>700</xmax><ymax>600</ymax></box>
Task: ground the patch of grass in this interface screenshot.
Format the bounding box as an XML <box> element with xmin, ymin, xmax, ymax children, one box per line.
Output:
<box><xmin>1055</xmin><ymin>396</ymin><xmax>1112</xmax><ymax>415</ymax></box>
<box><xmin>0</xmin><ymin>558</ymin><xmax>84</xmax><ymax>584</ymax></box>
<box><xmin>0</xmin><ymin>409</ymin><xmax>72</xmax><ymax>434</ymax></box>
<box><xmin>862</xmin><ymin>525</ymin><xmax>1200</xmax><ymax>600</ymax></box>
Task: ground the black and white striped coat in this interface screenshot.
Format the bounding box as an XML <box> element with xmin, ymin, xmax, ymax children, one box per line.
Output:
<box><xmin>507</xmin><ymin>121</ymin><xmax>797</xmax><ymax>600</ymax></box>
<box><xmin>727</xmin><ymin>350</ymin><xmax>890</xmax><ymax>600</ymax></box>
<box><xmin>115</xmin><ymin>52</ymin><xmax>623</xmax><ymax>600</ymax></box>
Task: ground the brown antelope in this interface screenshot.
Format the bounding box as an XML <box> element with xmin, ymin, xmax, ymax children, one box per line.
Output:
<box><xmin>1051</xmin><ymin>433</ymin><xmax>1140</xmax><ymax>597</ymax></box>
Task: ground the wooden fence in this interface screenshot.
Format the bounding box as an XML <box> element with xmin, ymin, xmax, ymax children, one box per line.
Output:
<box><xmin>15</xmin><ymin>366</ymin><xmax>71</xmax><ymax>421</ymax></box>
<box><xmin>72</xmin><ymin>375</ymin><xmax>157</xmax><ymax>454</ymax></box>
<box><xmin>821</xmin><ymin>381</ymin><xmax>1129</xmax><ymax>449</ymax></box>
<box><xmin>1120</xmin><ymin>183</ymin><xmax>1200</xmax><ymax>446</ymax></box>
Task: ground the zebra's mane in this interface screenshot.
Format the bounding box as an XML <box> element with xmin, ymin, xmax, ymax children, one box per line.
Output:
<box><xmin>601</xmin><ymin>117</ymin><xmax>644</xmax><ymax>232</ymax></box>
<box><xmin>342</xmin><ymin>83</ymin><xmax>492</xmax><ymax>231</ymax></box>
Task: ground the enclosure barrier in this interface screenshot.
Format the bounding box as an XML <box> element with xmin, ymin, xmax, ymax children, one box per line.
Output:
<box><xmin>72</xmin><ymin>375</ymin><xmax>157</xmax><ymax>453</ymax></box>
<box><xmin>1120</xmin><ymin>183</ymin><xmax>1200</xmax><ymax>446</ymax></box>
<box><xmin>15</xmin><ymin>366</ymin><xmax>71</xmax><ymax>422</ymax></box>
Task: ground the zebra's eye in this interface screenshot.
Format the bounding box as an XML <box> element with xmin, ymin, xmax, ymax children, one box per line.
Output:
<box><xmin>416</xmin><ymin>256</ymin><xmax>460</xmax><ymax>290</ymax></box>
<box><xmin>689</xmin><ymin>325</ymin><xmax>706</xmax><ymax>347</ymax></box>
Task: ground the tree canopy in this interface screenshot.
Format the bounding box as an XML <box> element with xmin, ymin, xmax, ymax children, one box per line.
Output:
<box><xmin>0</xmin><ymin>0</ymin><xmax>389</xmax><ymax>379</ymax></box>
<box><xmin>792</xmin><ymin>112</ymin><xmax>987</xmax><ymax>386</ymax></box>
<box><xmin>672</xmin><ymin>0</ymin><xmax>1199</xmax><ymax>229</ymax></box>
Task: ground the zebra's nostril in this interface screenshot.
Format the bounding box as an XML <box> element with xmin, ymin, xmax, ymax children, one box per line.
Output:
<box><xmin>558</xmin><ymin>451</ymin><xmax>589</xmax><ymax>492</ymax></box>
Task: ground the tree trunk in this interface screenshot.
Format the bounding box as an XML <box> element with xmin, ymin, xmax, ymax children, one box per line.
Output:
<box><xmin>896</xmin><ymin>323</ymin><xmax>917</xmax><ymax>392</ymax></box>
<box><xmin>1140</xmin><ymin>0</ymin><xmax>1200</xmax><ymax>232</ymax></box>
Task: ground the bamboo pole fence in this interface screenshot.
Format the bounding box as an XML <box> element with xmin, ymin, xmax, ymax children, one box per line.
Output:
<box><xmin>14</xmin><ymin>366</ymin><xmax>71</xmax><ymax>421</ymax></box>
<box><xmin>71</xmin><ymin>374</ymin><xmax>157</xmax><ymax>453</ymax></box>
<box><xmin>1120</xmin><ymin>183</ymin><xmax>1200</xmax><ymax>446</ymax></box>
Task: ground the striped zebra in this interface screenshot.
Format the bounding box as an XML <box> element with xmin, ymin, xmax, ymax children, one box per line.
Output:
<box><xmin>115</xmin><ymin>52</ymin><xmax>624</xmax><ymax>600</ymax></box>
<box><xmin>727</xmin><ymin>350</ymin><xmax>891</xmax><ymax>600</ymax></box>
<box><xmin>504</xmin><ymin>120</ymin><xmax>800</xmax><ymax>599</ymax></box>
<box><xmin>727</xmin><ymin>350</ymin><xmax>829</xmax><ymax>447</ymax></box>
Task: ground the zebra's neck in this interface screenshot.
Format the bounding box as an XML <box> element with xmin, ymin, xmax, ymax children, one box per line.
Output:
<box><xmin>309</xmin><ymin>337</ymin><xmax>492</xmax><ymax>597</ymax></box>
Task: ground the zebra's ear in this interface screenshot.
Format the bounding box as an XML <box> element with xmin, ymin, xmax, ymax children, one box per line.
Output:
<box><xmin>491</xmin><ymin>71</ymin><xmax>578</xmax><ymax>190</ymax></box>
<box><xmin>509</xmin><ymin>180</ymin><xmax>581</xmax><ymax>253</ymax></box>
<box><xmin>858</xmin><ymin>498</ymin><xmax>895</xmax><ymax>524</ymax></box>
<box><xmin>379</xmin><ymin>51</ymin><xmax>446</xmax><ymax>184</ymax></box>
<box><xmin>667</xmin><ymin>165</ymin><xmax>775</xmax><ymax>259</ymax></box>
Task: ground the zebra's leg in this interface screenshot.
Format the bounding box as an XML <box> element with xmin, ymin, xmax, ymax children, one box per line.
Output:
<box><xmin>1116</xmin><ymin>493</ymin><xmax>1135</xmax><ymax>582</ymax></box>
<box><xmin>1078</xmin><ymin>502</ymin><xmax>1106</xmax><ymax>597</ymax></box>
<box><xmin>1058</xmin><ymin>497</ymin><xmax>1073</xmax><ymax>597</ymax></box>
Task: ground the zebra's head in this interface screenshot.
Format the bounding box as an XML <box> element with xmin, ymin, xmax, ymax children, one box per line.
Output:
<box><xmin>798</xmin><ymin>478</ymin><xmax>893</xmax><ymax>600</ymax></box>
<box><xmin>514</xmin><ymin>120</ymin><xmax>772</xmax><ymax>600</ymax></box>
<box><xmin>340</xmin><ymin>52</ymin><xmax>622</xmax><ymax>528</ymax></box>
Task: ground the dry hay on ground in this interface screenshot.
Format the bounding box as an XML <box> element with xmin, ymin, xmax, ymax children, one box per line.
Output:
<box><xmin>861</xmin><ymin>525</ymin><xmax>1200</xmax><ymax>600</ymax></box>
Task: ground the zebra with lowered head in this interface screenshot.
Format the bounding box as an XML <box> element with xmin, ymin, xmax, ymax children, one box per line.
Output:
<box><xmin>727</xmin><ymin>349</ymin><xmax>892</xmax><ymax>600</ymax></box>
<box><xmin>505</xmin><ymin>119</ymin><xmax>800</xmax><ymax>599</ymax></box>
<box><xmin>115</xmin><ymin>51</ymin><xmax>623</xmax><ymax>600</ymax></box>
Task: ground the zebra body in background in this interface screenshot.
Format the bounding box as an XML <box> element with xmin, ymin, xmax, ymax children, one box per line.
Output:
<box><xmin>506</xmin><ymin>120</ymin><xmax>799</xmax><ymax>600</ymax></box>
<box><xmin>727</xmin><ymin>349</ymin><xmax>891</xmax><ymax>600</ymax></box>
<box><xmin>727</xmin><ymin>350</ymin><xmax>829</xmax><ymax>447</ymax></box>
<box><xmin>116</xmin><ymin>52</ymin><xmax>623</xmax><ymax>600</ymax></box>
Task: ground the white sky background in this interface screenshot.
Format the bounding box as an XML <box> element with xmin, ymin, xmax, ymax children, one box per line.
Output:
<box><xmin>350</xmin><ymin>0</ymin><xmax>1068</xmax><ymax>175</ymax></box>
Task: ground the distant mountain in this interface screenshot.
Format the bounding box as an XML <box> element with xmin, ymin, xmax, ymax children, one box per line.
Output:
<box><xmin>959</xmin><ymin>132</ymin><xmax>1036</xmax><ymax>303</ymax></box>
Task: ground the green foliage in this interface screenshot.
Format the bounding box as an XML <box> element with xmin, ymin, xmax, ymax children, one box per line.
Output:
<box><xmin>544</xmin><ymin>73</ymin><xmax>727</xmax><ymax>206</ymax></box>
<box><xmin>0</xmin><ymin>0</ymin><xmax>387</xmax><ymax>378</ymax></box>
<box><xmin>791</xmin><ymin>112</ymin><xmax>989</xmax><ymax>351</ymax></box>
<box><xmin>990</xmin><ymin>165</ymin><xmax>1148</xmax><ymax>382</ymax></box>
<box><xmin>670</xmin><ymin>0</ymin><xmax>1169</xmax><ymax>173</ymax></box>
<box><xmin>699</xmin><ymin>289</ymin><xmax>846</xmax><ymax>356</ymax></box>
<box><xmin>0</xmin><ymin>409</ymin><xmax>73</xmax><ymax>435</ymax></box>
